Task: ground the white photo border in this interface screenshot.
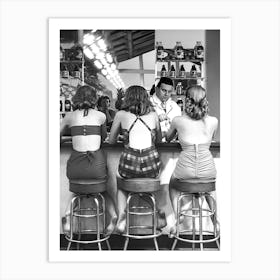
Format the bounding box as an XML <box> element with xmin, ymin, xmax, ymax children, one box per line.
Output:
<box><xmin>49</xmin><ymin>18</ymin><xmax>231</xmax><ymax>262</ymax></box>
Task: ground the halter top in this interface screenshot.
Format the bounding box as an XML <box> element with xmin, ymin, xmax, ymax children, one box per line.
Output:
<box><xmin>71</xmin><ymin>125</ymin><xmax>101</xmax><ymax>137</ymax></box>
<box><xmin>121</xmin><ymin>116</ymin><xmax>157</xmax><ymax>148</ymax></box>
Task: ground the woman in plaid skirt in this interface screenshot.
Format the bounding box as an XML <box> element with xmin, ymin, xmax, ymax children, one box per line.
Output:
<box><xmin>109</xmin><ymin>85</ymin><xmax>165</xmax><ymax>233</ymax></box>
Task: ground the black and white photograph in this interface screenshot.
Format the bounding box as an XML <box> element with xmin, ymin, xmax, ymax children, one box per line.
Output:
<box><xmin>49</xmin><ymin>18</ymin><xmax>231</xmax><ymax>262</ymax></box>
<box><xmin>1</xmin><ymin>1</ymin><xmax>279</xmax><ymax>279</ymax></box>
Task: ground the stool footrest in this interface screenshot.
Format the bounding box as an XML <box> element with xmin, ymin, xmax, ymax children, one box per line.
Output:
<box><xmin>73</xmin><ymin>213</ymin><xmax>104</xmax><ymax>218</ymax></box>
<box><xmin>122</xmin><ymin>231</ymin><xmax>162</xmax><ymax>240</ymax></box>
<box><xmin>65</xmin><ymin>234</ymin><xmax>110</xmax><ymax>244</ymax></box>
<box><xmin>174</xmin><ymin>233</ymin><xmax>220</xmax><ymax>244</ymax></box>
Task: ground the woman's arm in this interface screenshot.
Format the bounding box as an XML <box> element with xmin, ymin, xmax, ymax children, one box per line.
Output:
<box><xmin>154</xmin><ymin>113</ymin><xmax>162</xmax><ymax>144</ymax></box>
<box><xmin>165</xmin><ymin>117</ymin><xmax>178</xmax><ymax>142</ymax></box>
<box><xmin>108</xmin><ymin>111</ymin><xmax>122</xmax><ymax>144</ymax></box>
<box><xmin>101</xmin><ymin>123</ymin><xmax>107</xmax><ymax>142</ymax></box>
<box><xmin>60</xmin><ymin>113</ymin><xmax>71</xmax><ymax>140</ymax></box>
<box><xmin>211</xmin><ymin>117</ymin><xmax>219</xmax><ymax>141</ymax></box>
<box><xmin>100</xmin><ymin>112</ymin><xmax>107</xmax><ymax>142</ymax></box>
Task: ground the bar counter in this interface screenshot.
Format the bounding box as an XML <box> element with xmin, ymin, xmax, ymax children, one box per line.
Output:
<box><xmin>60</xmin><ymin>138</ymin><xmax>220</xmax><ymax>234</ymax></box>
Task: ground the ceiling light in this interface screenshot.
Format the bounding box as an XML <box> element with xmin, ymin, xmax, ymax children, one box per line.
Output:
<box><xmin>89</xmin><ymin>43</ymin><xmax>100</xmax><ymax>54</ymax></box>
<box><xmin>110</xmin><ymin>63</ymin><xmax>117</xmax><ymax>71</ymax></box>
<box><xmin>83</xmin><ymin>33</ymin><xmax>95</xmax><ymax>46</ymax></box>
<box><xmin>96</xmin><ymin>51</ymin><xmax>105</xmax><ymax>59</ymax></box>
<box><xmin>94</xmin><ymin>60</ymin><xmax>103</xmax><ymax>69</ymax></box>
<box><xmin>101</xmin><ymin>69</ymin><xmax>108</xmax><ymax>76</ymax></box>
<box><xmin>97</xmin><ymin>39</ymin><xmax>107</xmax><ymax>51</ymax></box>
<box><xmin>106</xmin><ymin>53</ymin><xmax>113</xmax><ymax>63</ymax></box>
<box><xmin>83</xmin><ymin>47</ymin><xmax>94</xmax><ymax>59</ymax></box>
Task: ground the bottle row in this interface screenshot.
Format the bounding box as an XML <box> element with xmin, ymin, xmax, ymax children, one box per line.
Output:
<box><xmin>156</xmin><ymin>41</ymin><xmax>204</xmax><ymax>61</ymax></box>
<box><xmin>60</xmin><ymin>46</ymin><xmax>84</xmax><ymax>61</ymax></box>
<box><xmin>60</xmin><ymin>63</ymin><xmax>82</xmax><ymax>79</ymax></box>
<box><xmin>159</xmin><ymin>64</ymin><xmax>201</xmax><ymax>79</ymax></box>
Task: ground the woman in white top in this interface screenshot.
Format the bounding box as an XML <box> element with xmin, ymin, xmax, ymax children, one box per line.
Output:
<box><xmin>60</xmin><ymin>85</ymin><xmax>117</xmax><ymax>235</ymax></box>
<box><xmin>165</xmin><ymin>85</ymin><xmax>218</xmax><ymax>235</ymax></box>
<box><xmin>109</xmin><ymin>85</ymin><xmax>165</xmax><ymax>233</ymax></box>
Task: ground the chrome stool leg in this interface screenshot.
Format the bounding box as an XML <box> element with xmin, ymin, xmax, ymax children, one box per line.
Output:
<box><xmin>208</xmin><ymin>194</ymin><xmax>220</xmax><ymax>249</ymax></box>
<box><xmin>123</xmin><ymin>194</ymin><xmax>132</xmax><ymax>250</ymax></box>
<box><xmin>171</xmin><ymin>194</ymin><xmax>184</xmax><ymax>250</ymax></box>
<box><xmin>94</xmin><ymin>196</ymin><xmax>102</xmax><ymax>251</ymax></box>
<box><xmin>198</xmin><ymin>195</ymin><xmax>204</xmax><ymax>251</ymax></box>
<box><xmin>77</xmin><ymin>196</ymin><xmax>81</xmax><ymax>250</ymax></box>
<box><xmin>67</xmin><ymin>196</ymin><xmax>79</xmax><ymax>251</ymax></box>
<box><xmin>192</xmin><ymin>195</ymin><xmax>196</xmax><ymax>250</ymax></box>
<box><xmin>150</xmin><ymin>194</ymin><xmax>159</xmax><ymax>251</ymax></box>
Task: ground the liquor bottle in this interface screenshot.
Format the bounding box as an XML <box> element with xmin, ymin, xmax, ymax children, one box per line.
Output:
<box><xmin>177</xmin><ymin>98</ymin><xmax>184</xmax><ymax>111</ymax></box>
<box><xmin>194</xmin><ymin>41</ymin><xmax>204</xmax><ymax>59</ymax></box>
<box><xmin>73</xmin><ymin>64</ymin><xmax>80</xmax><ymax>79</ymax></box>
<box><xmin>160</xmin><ymin>65</ymin><xmax>167</xmax><ymax>77</ymax></box>
<box><xmin>176</xmin><ymin>82</ymin><xmax>182</xmax><ymax>95</ymax></box>
<box><xmin>174</xmin><ymin>42</ymin><xmax>184</xmax><ymax>59</ymax></box>
<box><xmin>179</xmin><ymin>64</ymin><xmax>186</xmax><ymax>78</ymax></box>
<box><xmin>60</xmin><ymin>99</ymin><xmax>63</xmax><ymax>112</ymax></box>
<box><xmin>61</xmin><ymin>64</ymin><xmax>69</xmax><ymax>78</ymax></box>
<box><xmin>60</xmin><ymin>88</ymin><xmax>63</xmax><ymax>112</ymax></box>
<box><xmin>156</xmin><ymin>42</ymin><xmax>164</xmax><ymax>60</ymax></box>
<box><xmin>170</xmin><ymin>64</ymin><xmax>176</xmax><ymax>78</ymax></box>
<box><xmin>64</xmin><ymin>95</ymin><xmax>72</xmax><ymax>112</ymax></box>
<box><xmin>190</xmin><ymin>64</ymin><xmax>197</xmax><ymax>77</ymax></box>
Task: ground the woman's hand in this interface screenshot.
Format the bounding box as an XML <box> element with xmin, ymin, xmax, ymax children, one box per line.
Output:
<box><xmin>158</xmin><ymin>113</ymin><xmax>169</xmax><ymax>122</ymax></box>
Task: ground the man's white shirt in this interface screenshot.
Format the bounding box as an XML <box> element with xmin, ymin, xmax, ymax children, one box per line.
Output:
<box><xmin>150</xmin><ymin>94</ymin><xmax>181</xmax><ymax>134</ymax></box>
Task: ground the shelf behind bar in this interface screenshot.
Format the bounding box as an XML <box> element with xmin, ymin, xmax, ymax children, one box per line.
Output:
<box><xmin>157</xmin><ymin>59</ymin><xmax>204</xmax><ymax>63</ymax></box>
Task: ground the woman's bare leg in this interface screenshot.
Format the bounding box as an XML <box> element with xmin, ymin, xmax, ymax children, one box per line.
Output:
<box><xmin>103</xmin><ymin>192</ymin><xmax>117</xmax><ymax>235</ymax></box>
<box><xmin>115</xmin><ymin>189</ymin><xmax>128</xmax><ymax>233</ymax></box>
<box><xmin>168</xmin><ymin>186</ymin><xmax>181</xmax><ymax>236</ymax></box>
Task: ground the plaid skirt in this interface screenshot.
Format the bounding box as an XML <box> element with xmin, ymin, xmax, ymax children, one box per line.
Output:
<box><xmin>118</xmin><ymin>146</ymin><xmax>161</xmax><ymax>179</ymax></box>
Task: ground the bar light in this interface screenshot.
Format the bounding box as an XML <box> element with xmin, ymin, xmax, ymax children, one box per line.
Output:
<box><xmin>83</xmin><ymin>30</ymin><xmax>125</xmax><ymax>90</ymax></box>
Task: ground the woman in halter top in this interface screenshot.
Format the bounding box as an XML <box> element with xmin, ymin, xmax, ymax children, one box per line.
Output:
<box><xmin>60</xmin><ymin>85</ymin><xmax>117</xmax><ymax>236</ymax></box>
<box><xmin>165</xmin><ymin>85</ymin><xmax>218</xmax><ymax>234</ymax></box>
<box><xmin>109</xmin><ymin>85</ymin><xmax>165</xmax><ymax>233</ymax></box>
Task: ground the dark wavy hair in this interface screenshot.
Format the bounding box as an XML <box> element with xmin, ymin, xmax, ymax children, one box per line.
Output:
<box><xmin>185</xmin><ymin>86</ymin><xmax>209</xmax><ymax>120</ymax></box>
<box><xmin>72</xmin><ymin>85</ymin><xmax>97</xmax><ymax>116</ymax></box>
<box><xmin>97</xmin><ymin>95</ymin><xmax>110</xmax><ymax>108</ymax></box>
<box><xmin>121</xmin><ymin>85</ymin><xmax>152</xmax><ymax>116</ymax></box>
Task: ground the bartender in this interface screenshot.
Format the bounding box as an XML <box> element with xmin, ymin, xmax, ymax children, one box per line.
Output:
<box><xmin>150</xmin><ymin>77</ymin><xmax>181</xmax><ymax>138</ymax></box>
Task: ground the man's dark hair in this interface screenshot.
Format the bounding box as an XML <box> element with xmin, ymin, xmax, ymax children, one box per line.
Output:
<box><xmin>156</xmin><ymin>77</ymin><xmax>174</xmax><ymax>88</ymax></box>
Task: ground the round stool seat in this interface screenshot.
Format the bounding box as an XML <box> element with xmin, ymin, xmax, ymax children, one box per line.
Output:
<box><xmin>69</xmin><ymin>178</ymin><xmax>107</xmax><ymax>194</ymax></box>
<box><xmin>170</xmin><ymin>178</ymin><xmax>215</xmax><ymax>193</ymax></box>
<box><xmin>117</xmin><ymin>177</ymin><xmax>160</xmax><ymax>193</ymax></box>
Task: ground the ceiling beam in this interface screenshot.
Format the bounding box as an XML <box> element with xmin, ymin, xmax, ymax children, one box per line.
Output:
<box><xmin>133</xmin><ymin>34</ymin><xmax>155</xmax><ymax>45</ymax></box>
<box><xmin>134</xmin><ymin>40</ymin><xmax>155</xmax><ymax>51</ymax></box>
<box><xmin>132</xmin><ymin>30</ymin><xmax>154</xmax><ymax>40</ymax></box>
<box><xmin>134</xmin><ymin>46</ymin><xmax>155</xmax><ymax>57</ymax></box>
<box><xmin>127</xmin><ymin>31</ymin><xmax>133</xmax><ymax>59</ymax></box>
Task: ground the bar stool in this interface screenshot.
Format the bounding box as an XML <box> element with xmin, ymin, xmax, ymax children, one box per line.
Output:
<box><xmin>117</xmin><ymin>177</ymin><xmax>163</xmax><ymax>250</ymax></box>
<box><xmin>170</xmin><ymin>178</ymin><xmax>220</xmax><ymax>251</ymax></box>
<box><xmin>64</xmin><ymin>178</ymin><xmax>111</xmax><ymax>250</ymax></box>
